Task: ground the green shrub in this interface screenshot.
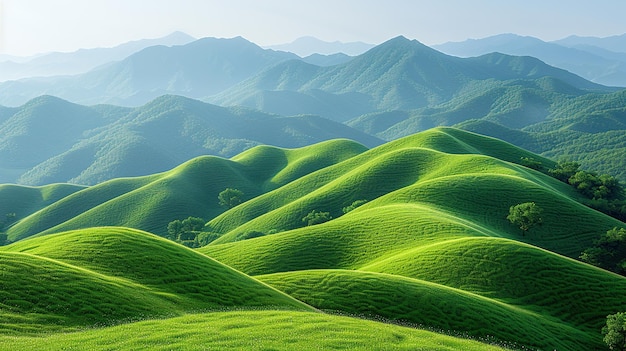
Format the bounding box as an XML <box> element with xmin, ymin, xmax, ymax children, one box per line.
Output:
<box><xmin>342</xmin><ymin>200</ymin><xmax>368</xmax><ymax>214</ymax></box>
<box><xmin>302</xmin><ymin>210</ymin><xmax>332</xmax><ymax>226</ymax></box>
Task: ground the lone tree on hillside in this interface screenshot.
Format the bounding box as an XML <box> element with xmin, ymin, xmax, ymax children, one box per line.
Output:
<box><xmin>507</xmin><ymin>202</ymin><xmax>543</xmax><ymax>234</ymax></box>
<box><xmin>218</xmin><ymin>188</ymin><xmax>244</xmax><ymax>209</ymax></box>
<box><xmin>603</xmin><ymin>312</ymin><xmax>626</xmax><ymax>351</ymax></box>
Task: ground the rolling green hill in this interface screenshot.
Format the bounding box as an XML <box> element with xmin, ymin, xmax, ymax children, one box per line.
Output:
<box><xmin>0</xmin><ymin>227</ymin><xmax>311</xmax><ymax>333</ymax></box>
<box><xmin>2</xmin><ymin>127</ymin><xmax>626</xmax><ymax>350</ymax></box>
<box><xmin>4</xmin><ymin>138</ymin><xmax>367</xmax><ymax>241</ymax></box>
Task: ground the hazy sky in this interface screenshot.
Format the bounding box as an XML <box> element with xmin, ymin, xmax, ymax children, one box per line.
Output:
<box><xmin>2</xmin><ymin>0</ymin><xmax>626</xmax><ymax>56</ymax></box>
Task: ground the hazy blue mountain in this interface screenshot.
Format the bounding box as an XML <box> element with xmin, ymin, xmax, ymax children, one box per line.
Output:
<box><xmin>0</xmin><ymin>32</ymin><xmax>196</xmax><ymax>82</ymax></box>
<box><xmin>301</xmin><ymin>53</ymin><xmax>354</xmax><ymax>66</ymax></box>
<box><xmin>212</xmin><ymin>36</ymin><xmax>610</xmax><ymax>121</ymax></box>
<box><xmin>434</xmin><ymin>33</ymin><xmax>626</xmax><ymax>87</ymax></box>
<box><xmin>266</xmin><ymin>36</ymin><xmax>375</xmax><ymax>56</ymax></box>
<box><xmin>0</xmin><ymin>36</ymin><xmax>298</xmax><ymax>107</ymax></box>
<box><xmin>554</xmin><ymin>33</ymin><xmax>626</xmax><ymax>53</ymax></box>
<box><xmin>0</xmin><ymin>95</ymin><xmax>382</xmax><ymax>185</ymax></box>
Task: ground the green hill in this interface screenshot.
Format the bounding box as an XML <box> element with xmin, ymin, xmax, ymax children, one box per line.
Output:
<box><xmin>5</xmin><ymin>138</ymin><xmax>367</xmax><ymax>241</ymax></box>
<box><xmin>188</xmin><ymin>127</ymin><xmax>626</xmax><ymax>350</ymax></box>
<box><xmin>0</xmin><ymin>183</ymin><xmax>85</xmax><ymax>232</ymax></box>
<box><xmin>0</xmin><ymin>227</ymin><xmax>310</xmax><ymax>333</ymax></box>
<box><xmin>3</xmin><ymin>127</ymin><xmax>626</xmax><ymax>349</ymax></box>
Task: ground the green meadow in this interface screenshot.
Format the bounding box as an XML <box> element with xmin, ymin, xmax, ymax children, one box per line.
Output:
<box><xmin>2</xmin><ymin>127</ymin><xmax>626</xmax><ymax>350</ymax></box>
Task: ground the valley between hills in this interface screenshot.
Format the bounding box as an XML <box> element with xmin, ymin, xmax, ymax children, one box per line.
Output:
<box><xmin>1</xmin><ymin>33</ymin><xmax>626</xmax><ymax>350</ymax></box>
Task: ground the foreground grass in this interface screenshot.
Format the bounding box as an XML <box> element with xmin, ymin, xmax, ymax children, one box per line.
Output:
<box><xmin>0</xmin><ymin>311</ymin><xmax>511</xmax><ymax>351</ymax></box>
<box><xmin>0</xmin><ymin>227</ymin><xmax>311</xmax><ymax>333</ymax></box>
<box><xmin>257</xmin><ymin>269</ymin><xmax>586</xmax><ymax>351</ymax></box>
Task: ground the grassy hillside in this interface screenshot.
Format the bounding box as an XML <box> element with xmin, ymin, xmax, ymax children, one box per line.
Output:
<box><xmin>0</xmin><ymin>183</ymin><xmax>85</xmax><ymax>233</ymax></box>
<box><xmin>257</xmin><ymin>269</ymin><xmax>594</xmax><ymax>351</ymax></box>
<box><xmin>189</xmin><ymin>127</ymin><xmax>626</xmax><ymax>350</ymax></box>
<box><xmin>6</xmin><ymin>139</ymin><xmax>366</xmax><ymax>241</ymax></box>
<box><xmin>0</xmin><ymin>311</ymin><xmax>510</xmax><ymax>351</ymax></box>
<box><xmin>0</xmin><ymin>227</ymin><xmax>310</xmax><ymax>333</ymax></box>
<box><xmin>3</xmin><ymin>127</ymin><xmax>626</xmax><ymax>349</ymax></box>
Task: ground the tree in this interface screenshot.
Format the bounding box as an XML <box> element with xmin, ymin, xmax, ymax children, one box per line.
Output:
<box><xmin>548</xmin><ymin>161</ymin><xmax>581</xmax><ymax>182</ymax></box>
<box><xmin>507</xmin><ymin>202</ymin><xmax>543</xmax><ymax>234</ymax></box>
<box><xmin>302</xmin><ymin>210</ymin><xmax>332</xmax><ymax>226</ymax></box>
<box><xmin>519</xmin><ymin>157</ymin><xmax>543</xmax><ymax>171</ymax></box>
<box><xmin>218</xmin><ymin>188</ymin><xmax>244</xmax><ymax>209</ymax></box>
<box><xmin>580</xmin><ymin>227</ymin><xmax>626</xmax><ymax>275</ymax></box>
<box><xmin>603</xmin><ymin>312</ymin><xmax>626</xmax><ymax>351</ymax></box>
<box><xmin>342</xmin><ymin>199</ymin><xmax>367</xmax><ymax>214</ymax></box>
<box><xmin>167</xmin><ymin>216</ymin><xmax>206</xmax><ymax>242</ymax></box>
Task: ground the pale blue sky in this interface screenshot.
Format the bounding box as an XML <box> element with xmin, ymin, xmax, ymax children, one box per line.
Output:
<box><xmin>2</xmin><ymin>0</ymin><xmax>626</xmax><ymax>56</ymax></box>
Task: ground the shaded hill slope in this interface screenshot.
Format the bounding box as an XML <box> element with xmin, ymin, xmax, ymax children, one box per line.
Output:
<box><xmin>0</xmin><ymin>95</ymin><xmax>382</xmax><ymax>185</ymax></box>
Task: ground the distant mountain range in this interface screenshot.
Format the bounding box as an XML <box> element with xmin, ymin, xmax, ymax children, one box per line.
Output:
<box><xmin>0</xmin><ymin>95</ymin><xmax>382</xmax><ymax>185</ymax></box>
<box><xmin>434</xmin><ymin>33</ymin><xmax>626</xmax><ymax>87</ymax></box>
<box><xmin>212</xmin><ymin>36</ymin><xmax>609</xmax><ymax>121</ymax></box>
<box><xmin>265</xmin><ymin>36</ymin><xmax>375</xmax><ymax>56</ymax></box>
<box><xmin>1</xmin><ymin>34</ymin><xmax>626</xmax><ymax>184</ymax></box>
<box><xmin>0</xmin><ymin>36</ymin><xmax>300</xmax><ymax>107</ymax></box>
<box><xmin>0</xmin><ymin>32</ymin><xmax>196</xmax><ymax>82</ymax></box>
<box><xmin>554</xmin><ymin>33</ymin><xmax>626</xmax><ymax>53</ymax></box>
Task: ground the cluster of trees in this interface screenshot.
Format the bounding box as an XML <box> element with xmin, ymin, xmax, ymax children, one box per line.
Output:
<box><xmin>548</xmin><ymin>161</ymin><xmax>626</xmax><ymax>221</ymax></box>
<box><xmin>165</xmin><ymin>188</ymin><xmax>247</xmax><ymax>247</ymax></box>
<box><xmin>301</xmin><ymin>200</ymin><xmax>367</xmax><ymax>227</ymax></box>
<box><xmin>604</xmin><ymin>312</ymin><xmax>626</xmax><ymax>351</ymax></box>
<box><xmin>166</xmin><ymin>216</ymin><xmax>220</xmax><ymax>248</ymax></box>
<box><xmin>302</xmin><ymin>210</ymin><xmax>332</xmax><ymax>226</ymax></box>
<box><xmin>167</xmin><ymin>192</ymin><xmax>368</xmax><ymax>246</ymax></box>
<box><xmin>580</xmin><ymin>227</ymin><xmax>626</xmax><ymax>275</ymax></box>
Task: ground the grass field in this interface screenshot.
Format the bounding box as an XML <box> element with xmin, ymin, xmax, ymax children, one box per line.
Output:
<box><xmin>0</xmin><ymin>227</ymin><xmax>311</xmax><ymax>333</ymax></box>
<box><xmin>2</xmin><ymin>127</ymin><xmax>626</xmax><ymax>350</ymax></box>
<box><xmin>0</xmin><ymin>311</ymin><xmax>512</xmax><ymax>351</ymax></box>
